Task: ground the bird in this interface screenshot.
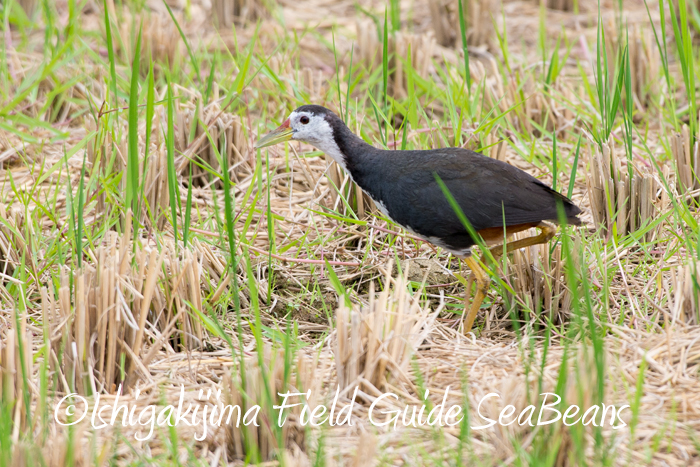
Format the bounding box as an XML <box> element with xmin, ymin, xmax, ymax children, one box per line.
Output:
<box><xmin>255</xmin><ymin>105</ymin><xmax>582</xmax><ymax>333</ymax></box>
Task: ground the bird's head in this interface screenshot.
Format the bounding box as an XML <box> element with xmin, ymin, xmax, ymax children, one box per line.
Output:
<box><xmin>255</xmin><ymin>105</ymin><xmax>339</xmax><ymax>149</ymax></box>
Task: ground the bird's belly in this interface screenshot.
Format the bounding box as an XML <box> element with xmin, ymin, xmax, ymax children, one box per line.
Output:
<box><xmin>369</xmin><ymin>196</ymin><xmax>411</xmax><ymax>232</ymax></box>
<box><xmin>374</xmin><ymin>199</ymin><xmax>393</xmax><ymax>220</ymax></box>
<box><xmin>356</xmin><ymin>181</ymin><xmax>472</xmax><ymax>255</ymax></box>
<box><xmin>369</xmin><ymin>194</ymin><xmax>474</xmax><ymax>257</ymax></box>
<box><xmin>366</xmin><ymin>194</ymin><xmax>412</xmax><ymax>231</ymax></box>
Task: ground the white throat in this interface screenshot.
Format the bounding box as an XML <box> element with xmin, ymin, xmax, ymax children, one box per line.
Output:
<box><xmin>312</xmin><ymin>137</ymin><xmax>347</xmax><ymax>172</ymax></box>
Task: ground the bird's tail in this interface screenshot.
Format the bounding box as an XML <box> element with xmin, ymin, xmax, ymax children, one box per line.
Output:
<box><xmin>549</xmin><ymin>190</ymin><xmax>582</xmax><ymax>226</ymax></box>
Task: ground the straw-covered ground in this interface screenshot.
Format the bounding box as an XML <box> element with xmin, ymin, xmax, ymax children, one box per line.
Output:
<box><xmin>1</xmin><ymin>0</ymin><xmax>699</xmax><ymax>465</ymax></box>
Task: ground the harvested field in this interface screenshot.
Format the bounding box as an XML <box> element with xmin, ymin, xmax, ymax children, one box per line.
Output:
<box><xmin>0</xmin><ymin>0</ymin><xmax>699</xmax><ymax>465</ymax></box>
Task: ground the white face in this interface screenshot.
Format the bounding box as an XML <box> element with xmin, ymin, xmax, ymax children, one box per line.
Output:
<box><xmin>289</xmin><ymin>111</ymin><xmax>331</xmax><ymax>144</ymax></box>
<box><xmin>289</xmin><ymin>110</ymin><xmax>347</xmax><ymax>170</ymax></box>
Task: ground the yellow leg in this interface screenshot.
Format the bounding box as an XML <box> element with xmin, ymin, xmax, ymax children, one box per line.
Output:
<box><xmin>488</xmin><ymin>221</ymin><xmax>557</xmax><ymax>261</ymax></box>
<box><xmin>462</xmin><ymin>222</ymin><xmax>557</xmax><ymax>334</ymax></box>
<box><xmin>463</xmin><ymin>255</ymin><xmax>489</xmax><ymax>334</ymax></box>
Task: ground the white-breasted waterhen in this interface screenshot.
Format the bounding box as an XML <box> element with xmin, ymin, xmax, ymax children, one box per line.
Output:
<box><xmin>255</xmin><ymin>105</ymin><xmax>582</xmax><ymax>333</ymax></box>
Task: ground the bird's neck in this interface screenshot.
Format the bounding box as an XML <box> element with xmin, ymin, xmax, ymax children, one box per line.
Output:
<box><xmin>315</xmin><ymin>120</ymin><xmax>375</xmax><ymax>182</ymax></box>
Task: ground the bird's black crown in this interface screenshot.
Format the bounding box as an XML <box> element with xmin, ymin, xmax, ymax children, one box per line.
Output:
<box><xmin>293</xmin><ymin>105</ymin><xmax>339</xmax><ymax>121</ymax></box>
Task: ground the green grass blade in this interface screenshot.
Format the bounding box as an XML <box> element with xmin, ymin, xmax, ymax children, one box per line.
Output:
<box><xmin>345</xmin><ymin>44</ymin><xmax>354</xmax><ymax>124</ymax></box>
<box><xmin>166</xmin><ymin>79</ymin><xmax>180</xmax><ymax>246</ymax></box>
<box><xmin>382</xmin><ymin>8</ymin><xmax>389</xmax><ymax>113</ymax></box>
<box><xmin>458</xmin><ymin>0</ymin><xmax>471</xmax><ymax>93</ymax></box>
<box><xmin>390</xmin><ymin>0</ymin><xmax>400</xmax><ymax>32</ymax></box>
<box><xmin>567</xmin><ymin>135</ymin><xmax>581</xmax><ymax>199</ymax></box>
<box><xmin>552</xmin><ymin>130</ymin><xmax>558</xmax><ymax>192</ymax></box>
<box><xmin>162</xmin><ymin>0</ymin><xmax>201</xmax><ymax>80</ymax></box>
<box><xmin>183</xmin><ymin>165</ymin><xmax>193</xmax><ymax>248</ymax></box>
<box><xmin>332</xmin><ymin>30</ymin><xmax>343</xmax><ymax>118</ymax></box>
<box><xmin>125</xmin><ymin>24</ymin><xmax>142</xmax><ymax>215</ymax></box>
<box><xmin>102</xmin><ymin>0</ymin><xmax>118</xmax><ymax>117</ymax></box>
<box><xmin>204</xmin><ymin>55</ymin><xmax>217</xmax><ymax>105</ymax></box>
<box><xmin>76</xmin><ymin>150</ymin><xmax>86</xmax><ymax>269</ymax></box>
<box><xmin>224</xmin><ymin>151</ymin><xmax>241</xmax><ymax>313</ymax></box>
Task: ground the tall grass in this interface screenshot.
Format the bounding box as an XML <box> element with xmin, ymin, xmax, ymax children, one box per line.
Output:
<box><xmin>591</xmin><ymin>6</ymin><xmax>624</xmax><ymax>148</ymax></box>
<box><xmin>165</xmin><ymin>78</ymin><xmax>180</xmax><ymax>245</ymax></box>
<box><xmin>125</xmin><ymin>25</ymin><xmax>142</xmax><ymax>217</ymax></box>
<box><xmin>0</xmin><ymin>0</ymin><xmax>694</xmax><ymax>464</ymax></box>
<box><xmin>669</xmin><ymin>0</ymin><xmax>697</xmax><ymax>143</ymax></box>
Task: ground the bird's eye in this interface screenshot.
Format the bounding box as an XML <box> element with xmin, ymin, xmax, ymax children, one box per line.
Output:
<box><xmin>300</xmin><ymin>116</ymin><xmax>310</xmax><ymax>124</ymax></box>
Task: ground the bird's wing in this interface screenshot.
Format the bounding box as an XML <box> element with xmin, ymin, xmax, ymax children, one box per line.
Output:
<box><xmin>388</xmin><ymin>150</ymin><xmax>578</xmax><ymax>238</ymax></box>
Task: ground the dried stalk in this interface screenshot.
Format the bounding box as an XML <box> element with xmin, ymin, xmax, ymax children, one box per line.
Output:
<box><xmin>223</xmin><ymin>347</ymin><xmax>315</xmax><ymax>461</ymax></box>
<box><xmin>0</xmin><ymin>306</ymin><xmax>32</xmax><ymax>434</ymax></box>
<box><xmin>45</xmin><ymin>227</ymin><xmax>208</xmax><ymax>395</ymax></box>
<box><xmin>670</xmin><ymin>125</ymin><xmax>700</xmax><ymax>197</ymax></box>
<box><xmin>671</xmin><ymin>261</ymin><xmax>700</xmax><ymax>326</ymax></box>
<box><xmin>333</xmin><ymin>266</ymin><xmax>439</xmax><ymax>397</ymax></box>
<box><xmin>605</xmin><ymin>24</ymin><xmax>660</xmax><ymax>112</ymax></box>
<box><xmin>17</xmin><ymin>0</ymin><xmax>37</xmax><ymax>18</ymax></box>
<box><xmin>541</xmin><ymin>0</ymin><xmax>576</xmax><ymax>11</ymax></box>
<box><xmin>586</xmin><ymin>138</ymin><xmax>661</xmax><ymax>238</ymax></box>
<box><xmin>502</xmin><ymin>77</ymin><xmax>579</xmax><ymax>137</ymax></box>
<box><xmin>356</xmin><ymin>21</ymin><xmax>435</xmax><ymax>99</ymax></box>
<box><xmin>173</xmin><ymin>95</ymin><xmax>251</xmax><ymax>187</ymax></box>
<box><xmin>211</xmin><ymin>0</ymin><xmax>268</xmax><ymax>28</ymax></box>
<box><xmin>0</xmin><ymin>205</ymin><xmax>26</xmax><ymax>280</ymax></box>
<box><xmin>118</xmin><ymin>12</ymin><xmax>181</xmax><ymax>69</ymax></box>
<box><xmin>428</xmin><ymin>0</ymin><xmax>497</xmax><ymax>48</ymax></box>
<box><xmin>505</xmin><ymin>238</ymin><xmax>573</xmax><ymax>322</ymax></box>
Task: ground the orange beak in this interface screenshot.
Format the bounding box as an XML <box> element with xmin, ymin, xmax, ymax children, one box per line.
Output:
<box><xmin>255</xmin><ymin>119</ymin><xmax>293</xmax><ymax>148</ymax></box>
